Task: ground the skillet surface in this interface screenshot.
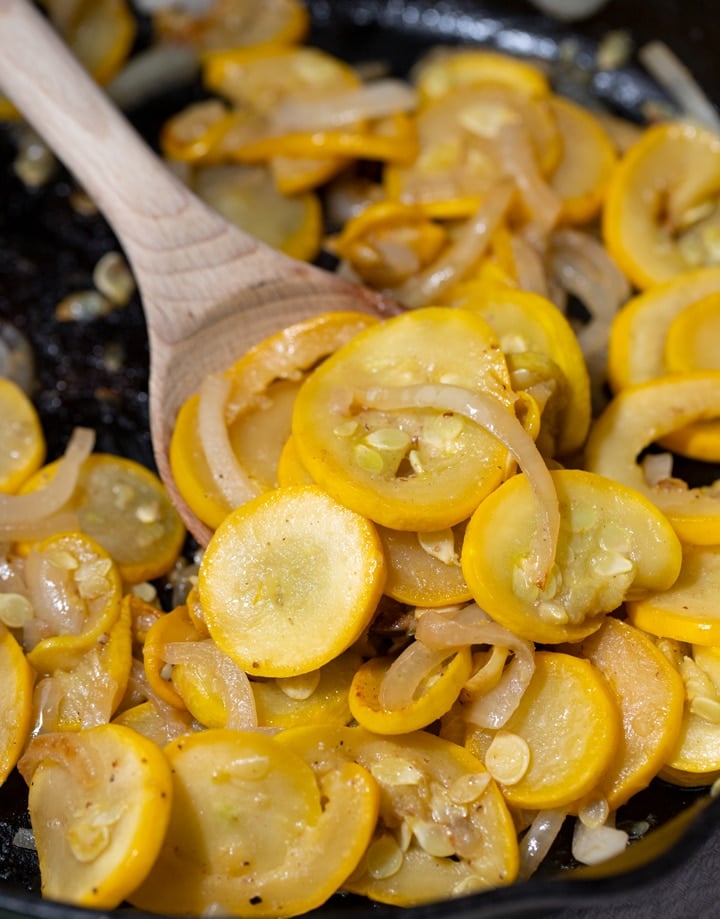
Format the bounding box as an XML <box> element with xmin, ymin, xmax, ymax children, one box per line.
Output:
<box><xmin>0</xmin><ymin>1</ymin><xmax>719</xmax><ymax>916</ymax></box>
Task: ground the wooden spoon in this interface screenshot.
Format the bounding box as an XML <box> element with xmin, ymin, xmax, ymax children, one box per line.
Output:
<box><xmin>0</xmin><ymin>0</ymin><xmax>396</xmax><ymax>545</ymax></box>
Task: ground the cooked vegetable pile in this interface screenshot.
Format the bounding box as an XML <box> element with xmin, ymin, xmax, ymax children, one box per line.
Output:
<box><xmin>2</xmin><ymin>0</ymin><xmax>720</xmax><ymax>915</ymax></box>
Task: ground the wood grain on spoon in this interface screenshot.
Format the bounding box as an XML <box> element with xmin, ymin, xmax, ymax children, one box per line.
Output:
<box><xmin>0</xmin><ymin>0</ymin><xmax>398</xmax><ymax>545</ymax></box>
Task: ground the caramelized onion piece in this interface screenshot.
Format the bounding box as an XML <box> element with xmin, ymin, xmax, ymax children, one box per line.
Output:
<box><xmin>197</xmin><ymin>372</ymin><xmax>261</xmax><ymax>509</ymax></box>
<box><xmin>163</xmin><ymin>638</ymin><xmax>258</xmax><ymax>730</ymax></box>
<box><xmin>272</xmin><ymin>79</ymin><xmax>418</xmax><ymax>132</ymax></box>
<box><xmin>0</xmin><ymin>427</ymin><xmax>93</xmax><ymax>532</ymax></box>
<box><xmin>392</xmin><ymin>181</ymin><xmax>513</xmax><ymax>308</ymax></box>
<box><xmin>359</xmin><ymin>383</ymin><xmax>559</xmax><ymax>587</ymax></box>
<box><xmin>18</xmin><ymin>729</ymin><xmax>102</xmax><ymax>786</ymax></box>
<box><xmin>416</xmin><ymin>604</ymin><xmax>535</xmax><ymax>728</ymax></box>
<box><xmin>377</xmin><ymin>638</ymin><xmax>451</xmax><ymax>712</ymax></box>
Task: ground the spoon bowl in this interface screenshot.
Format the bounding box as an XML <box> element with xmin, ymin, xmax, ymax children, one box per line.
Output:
<box><xmin>0</xmin><ymin>0</ymin><xmax>396</xmax><ymax>544</ymax></box>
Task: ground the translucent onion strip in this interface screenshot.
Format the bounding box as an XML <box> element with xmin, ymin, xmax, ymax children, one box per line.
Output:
<box><xmin>518</xmin><ymin>809</ymin><xmax>567</xmax><ymax>880</ymax></box>
<box><xmin>640</xmin><ymin>41</ymin><xmax>720</xmax><ymax>135</ymax></box>
<box><xmin>107</xmin><ymin>44</ymin><xmax>200</xmax><ymax>111</ymax></box>
<box><xmin>510</xmin><ymin>234</ymin><xmax>549</xmax><ymax>297</ymax></box>
<box><xmin>392</xmin><ymin>181</ymin><xmax>514</xmax><ymax>309</ymax></box>
<box><xmin>416</xmin><ymin>604</ymin><xmax>535</xmax><ymax>728</ymax></box>
<box><xmin>272</xmin><ymin>79</ymin><xmax>418</xmax><ymax>132</ymax></box>
<box><xmin>495</xmin><ymin>122</ymin><xmax>561</xmax><ymax>244</ymax></box>
<box><xmin>1</xmin><ymin>512</ymin><xmax>80</xmax><ymax>543</ymax></box>
<box><xmin>549</xmin><ymin>229</ymin><xmax>630</xmax><ymax>322</ymax></box>
<box><xmin>0</xmin><ymin>427</ymin><xmax>93</xmax><ymax>531</ymax></box>
<box><xmin>164</xmin><ymin>638</ymin><xmax>258</xmax><ymax>730</ymax></box>
<box><xmin>359</xmin><ymin>383</ymin><xmax>560</xmax><ymax>587</ymax></box>
<box><xmin>197</xmin><ymin>372</ymin><xmax>261</xmax><ymax>509</ymax></box>
<box><xmin>377</xmin><ymin>638</ymin><xmax>451</xmax><ymax>711</ymax></box>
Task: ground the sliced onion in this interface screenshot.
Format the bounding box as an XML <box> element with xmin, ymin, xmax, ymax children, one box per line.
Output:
<box><xmin>0</xmin><ymin>426</ymin><xmax>93</xmax><ymax>529</ymax></box>
<box><xmin>548</xmin><ymin>229</ymin><xmax>630</xmax><ymax>410</ymax></box>
<box><xmin>550</xmin><ymin>229</ymin><xmax>630</xmax><ymax>317</ymax></box>
<box><xmin>416</xmin><ymin>604</ymin><xmax>536</xmax><ymax>728</ymax></box>
<box><xmin>518</xmin><ymin>809</ymin><xmax>567</xmax><ymax>880</ymax></box>
<box><xmin>197</xmin><ymin>372</ymin><xmax>261</xmax><ymax>509</ymax></box>
<box><xmin>23</xmin><ymin>551</ymin><xmax>80</xmax><ymax>648</ymax></box>
<box><xmin>640</xmin><ymin>41</ymin><xmax>720</xmax><ymax>135</ymax></box>
<box><xmin>359</xmin><ymin>384</ymin><xmax>560</xmax><ymax>587</ymax></box>
<box><xmin>0</xmin><ymin>321</ymin><xmax>35</xmax><ymax>394</ymax></box>
<box><xmin>164</xmin><ymin>638</ymin><xmax>258</xmax><ymax>730</ymax></box>
<box><xmin>0</xmin><ymin>552</ymin><xmax>29</xmax><ymax>597</ymax></box>
<box><xmin>642</xmin><ymin>451</ymin><xmax>675</xmax><ymax>487</ymax></box>
<box><xmin>272</xmin><ymin>79</ymin><xmax>418</xmax><ymax>133</ymax></box>
<box><xmin>510</xmin><ymin>234</ymin><xmax>549</xmax><ymax>297</ymax></box>
<box><xmin>122</xmin><ymin>658</ymin><xmax>200</xmax><ymax>743</ymax></box>
<box><xmin>392</xmin><ymin>181</ymin><xmax>513</xmax><ymax>308</ymax></box>
<box><xmin>324</xmin><ymin>174</ymin><xmax>387</xmax><ymax>228</ymax></box>
<box><xmin>0</xmin><ymin>511</ymin><xmax>81</xmax><ymax>543</ymax></box>
<box><xmin>107</xmin><ymin>44</ymin><xmax>199</xmax><ymax>111</ymax></box>
<box><xmin>377</xmin><ymin>638</ymin><xmax>451</xmax><ymax>711</ymax></box>
<box><xmin>495</xmin><ymin>122</ymin><xmax>561</xmax><ymax>244</ymax></box>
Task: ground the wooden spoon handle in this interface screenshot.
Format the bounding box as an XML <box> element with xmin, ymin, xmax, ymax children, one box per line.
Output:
<box><xmin>0</xmin><ymin>0</ymin><xmax>188</xmax><ymax>226</ymax></box>
<box><xmin>0</xmin><ymin>0</ymin><xmax>294</xmax><ymax>340</ymax></box>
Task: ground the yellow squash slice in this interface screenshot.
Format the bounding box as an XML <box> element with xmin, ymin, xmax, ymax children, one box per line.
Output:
<box><xmin>627</xmin><ymin>546</ymin><xmax>720</xmax><ymax>647</ymax></box>
<box><xmin>607</xmin><ymin>266</ymin><xmax>720</xmax><ymax>392</ymax></box>
<box><xmin>190</xmin><ymin>163</ymin><xmax>323</xmax><ymax>262</ymax></box>
<box><xmin>129</xmin><ymin>728</ymin><xmax>379</xmax><ymax>917</ymax></box>
<box><xmin>603</xmin><ymin>121</ymin><xmax>720</xmax><ymax>289</ymax></box>
<box><xmin>662</xmin><ymin>643</ymin><xmax>720</xmax><ymax>786</ymax></box>
<box><xmin>202</xmin><ymin>44</ymin><xmax>360</xmax><ymax>193</ymax></box>
<box><xmin>461</xmin><ymin>468</ymin><xmax>682</xmax><ymax>645</ymax></box>
<box><xmin>19</xmin><ymin>724</ymin><xmax>172</xmax><ymax>909</ymax></box>
<box><xmin>0</xmin><ymin>377</ymin><xmax>45</xmax><ymax>494</ymax></box>
<box><xmin>665</xmin><ymin>292</ymin><xmax>720</xmax><ymax>373</ymax></box>
<box><xmin>606</xmin><ymin>268</ymin><xmax>720</xmax><ymax>461</ymax></box>
<box><xmin>548</xmin><ymin>95</ymin><xmax>617</xmax><ymax>226</ymax></box>
<box><xmin>153</xmin><ymin>0</ymin><xmax>309</xmax><ymax>51</ymax></box>
<box><xmin>384</xmin><ymin>85</ymin><xmax>560</xmax><ymax>217</ymax></box>
<box><xmin>32</xmin><ymin>593</ymin><xmax>132</xmax><ymax>732</ymax></box>
<box><xmin>276</xmin><ymin>725</ymin><xmax>519</xmax><ymax>906</ymax></box>
<box><xmin>44</xmin><ymin>0</ymin><xmax>136</xmax><ymax>85</ymax></box>
<box><xmin>252</xmin><ymin>649</ymin><xmax>362</xmax><ymax>729</ymax></box>
<box><xmin>585</xmin><ymin>372</ymin><xmax>720</xmax><ymax>543</ymax></box>
<box><xmin>378</xmin><ymin>522</ymin><xmax>472</xmax><ymax>607</ymax></box>
<box><xmin>332</xmin><ymin>201</ymin><xmax>447</xmax><ymax>288</ymax></box>
<box><xmin>24</xmin><ymin>532</ymin><xmax>123</xmax><ymax>674</ymax></box>
<box><xmin>142</xmin><ymin>604</ymin><xmax>206</xmax><ymax>711</ymax></box>
<box><xmin>466</xmin><ymin>651</ymin><xmax>620</xmax><ymax>810</ymax></box>
<box><xmin>0</xmin><ymin>625</ymin><xmax>34</xmax><ymax>786</ymax></box>
<box><xmin>456</xmin><ymin>287</ymin><xmax>591</xmax><ymax>456</ymax></box>
<box><xmin>349</xmin><ymin>647</ymin><xmax>473</xmax><ymax>734</ymax></box>
<box><xmin>18</xmin><ymin>454</ymin><xmax>185</xmax><ymax>584</ymax></box>
<box><xmin>198</xmin><ymin>485</ymin><xmax>386</xmax><ymax>677</ymax></box>
<box><xmin>292</xmin><ymin>307</ymin><xmax>515</xmax><ymax>531</ymax></box>
<box><xmin>170</xmin><ymin>311</ymin><xmax>376</xmax><ymax>531</ymax></box>
<box><xmin>574</xmin><ymin>616</ymin><xmax>685</xmax><ymax>809</ymax></box>
<box><xmin>414</xmin><ymin>48</ymin><xmax>550</xmax><ymax>103</ymax></box>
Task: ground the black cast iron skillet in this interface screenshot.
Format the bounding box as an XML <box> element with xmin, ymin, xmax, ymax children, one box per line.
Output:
<box><xmin>0</xmin><ymin>1</ymin><xmax>719</xmax><ymax>917</ymax></box>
